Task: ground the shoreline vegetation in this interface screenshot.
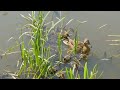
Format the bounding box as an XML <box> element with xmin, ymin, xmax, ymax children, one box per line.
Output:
<box><xmin>2</xmin><ymin>11</ymin><xmax>103</xmax><ymax>79</ymax></box>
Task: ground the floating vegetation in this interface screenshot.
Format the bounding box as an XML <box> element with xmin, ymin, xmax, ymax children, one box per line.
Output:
<box><xmin>106</xmin><ymin>34</ymin><xmax>120</xmax><ymax>59</ymax></box>
<box><xmin>107</xmin><ymin>35</ymin><xmax>120</xmax><ymax>46</ymax></box>
<box><xmin>106</xmin><ymin>40</ymin><xmax>120</xmax><ymax>42</ymax></box>
<box><xmin>77</xmin><ymin>20</ymin><xmax>87</xmax><ymax>24</ymax></box>
<box><xmin>98</xmin><ymin>24</ymin><xmax>108</xmax><ymax>29</ymax></box>
<box><xmin>109</xmin><ymin>44</ymin><xmax>120</xmax><ymax>46</ymax></box>
<box><xmin>108</xmin><ymin>35</ymin><xmax>120</xmax><ymax>37</ymax></box>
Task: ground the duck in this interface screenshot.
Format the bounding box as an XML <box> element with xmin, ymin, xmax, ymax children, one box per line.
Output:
<box><xmin>81</xmin><ymin>38</ymin><xmax>91</xmax><ymax>55</ymax></box>
<box><xmin>61</xmin><ymin>31</ymin><xmax>82</xmax><ymax>53</ymax></box>
<box><xmin>80</xmin><ymin>38</ymin><xmax>92</xmax><ymax>59</ymax></box>
<box><xmin>63</xmin><ymin>54</ymin><xmax>71</xmax><ymax>63</ymax></box>
<box><xmin>60</xmin><ymin>31</ymin><xmax>70</xmax><ymax>41</ymax></box>
<box><xmin>61</xmin><ymin>31</ymin><xmax>92</xmax><ymax>58</ymax></box>
<box><xmin>62</xmin><ymin>37</ymin><xmax>84</xmax><ymax>54</ymax></box>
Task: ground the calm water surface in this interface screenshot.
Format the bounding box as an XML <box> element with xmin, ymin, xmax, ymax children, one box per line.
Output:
<box><xmin>0</xmin><ymin>11</ymin><xmax>120</xmax><ymax>78</ymax></box>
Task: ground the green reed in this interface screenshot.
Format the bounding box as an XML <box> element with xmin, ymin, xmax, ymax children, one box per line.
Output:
<box><xmin>66</xmin><ymin>62</ymin><xmax>103</xmax><ymax>79</ymax></box>
<box><xmin>84</xmin><ymin>62</ymin><xmax>103</xmax><ymax>79</ymax></box>
<box><xmin>73</xmin><ymin>30</ymin><xmax>79</xmax><ymax>54</ymax></box>
<box><xmin>57</xmin><ymin>33</ymin><xmax>62</xmax><ymax>61</ymax></box>
<box><xmin>16</xmin><ymin>11</ymin><xmax>65</xmax><ymax>78</ymax></box>
<box><xmin>3</xmin><ymin>11</ymin><xmax>103</xmax><ymax>79</ymax></box>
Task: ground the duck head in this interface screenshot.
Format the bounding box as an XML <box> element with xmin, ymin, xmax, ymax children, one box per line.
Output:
<box><xmin>61</xmin><ymin>31</ymin><xmax>71</xmax><ymax>45</ymax></box>
<box><xmin>60</xmin><ymin>31</ymin><xmax>70</xmax><ymax>39</ymax></box>
<box><xmin>83</xmin><ymin>38</ymin><xmax>92</xmax><ymax>48</ymax></box>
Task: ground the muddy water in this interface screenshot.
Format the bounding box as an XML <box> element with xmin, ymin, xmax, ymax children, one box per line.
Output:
<box><xmin>0</xmin><ymin>11</ymin><xmax>120</xmax><ymax>78</ymax></box>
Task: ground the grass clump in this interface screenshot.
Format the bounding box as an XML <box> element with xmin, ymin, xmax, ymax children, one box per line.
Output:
<box><xmin>15</xmin><ymin>11</ymin><xmax>65</xmax><ymax>79</ymax></box>
<box><xmin>3</xmin><ymin>11</ymin><xmax>103</xmax><ymax>79</ymax></box>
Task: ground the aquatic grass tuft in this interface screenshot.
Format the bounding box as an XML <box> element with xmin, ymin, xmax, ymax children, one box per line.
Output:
<box><xmin>3</xmin><ymin>11</ymin><xmax>103</xmax><ymax>79</ymax></box>
<box><xmin>15</xmin><ymin>11</ymin><xmax>66</xmax><ymax>78</ymax></box>
<box><xmin>84</xmin><ymin>62</ymin><xmax>103</xmax><ymax>79</ymax></box>
<box><xmin>57</xmin><ymin>33</ymin><xmax>62</xmax><ymax>61</ymax></box>
<box><xmin>66</xmin><ymin>62</ymin><xmax>103</xmax><ymax>79</ymax></box>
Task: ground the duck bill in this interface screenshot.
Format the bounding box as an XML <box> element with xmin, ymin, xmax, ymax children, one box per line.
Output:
<box><xmin>63</xmin><ymin>39</ymin><xmax>69</xmax><ymax>45</ymax></box>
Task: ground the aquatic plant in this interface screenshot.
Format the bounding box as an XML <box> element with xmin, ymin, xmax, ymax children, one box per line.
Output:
<box><xmin>66</xmin><ymin>62</ymin><xmax>103</xmax><ymax>79</ymax></box>
<box><xmin>14</xmin><ymin>11</ymin><xmax>65</xmax><ymax>78</ymax></box>
<box><xmin>3</xmin><ymin>11</ymin><xmax>103</xmax><ymax>79</ymax></box>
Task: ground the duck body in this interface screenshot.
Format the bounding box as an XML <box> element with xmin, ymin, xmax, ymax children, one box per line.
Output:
<box><xmin>81</xmin><ymin>38</ymin><xmax>91</xmax><ymax>55</ymax></box>
<box><xmin>61</xmin><ymin>31</ymin><xmax>92</xmax><ymax>59</ymax></box>
<box><xmin>80</xmin><ymin>38</ymin><xmax>91</xmax><ymax>59</ymax></box>
<box><xmin>63</xmin><ymin>36</ymin><xmax>84</xmax><ymax>54</ymax></box>
<box><xmin>63</xmin><ymin>54</ymin><xmax>71</xmax><ymax>63</ymax></box>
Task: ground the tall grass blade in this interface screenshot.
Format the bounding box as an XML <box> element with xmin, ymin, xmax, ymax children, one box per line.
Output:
<box><xmin>84</xmin><ymin>62</ymin><xmax>88</xmax><ymax>79</ymax></box>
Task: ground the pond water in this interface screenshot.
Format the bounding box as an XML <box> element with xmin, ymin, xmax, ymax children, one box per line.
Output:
<box><xmin>0</xmin><ymin>11</ymin><xmax>120</xmax><ymax>79</ymax></box>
